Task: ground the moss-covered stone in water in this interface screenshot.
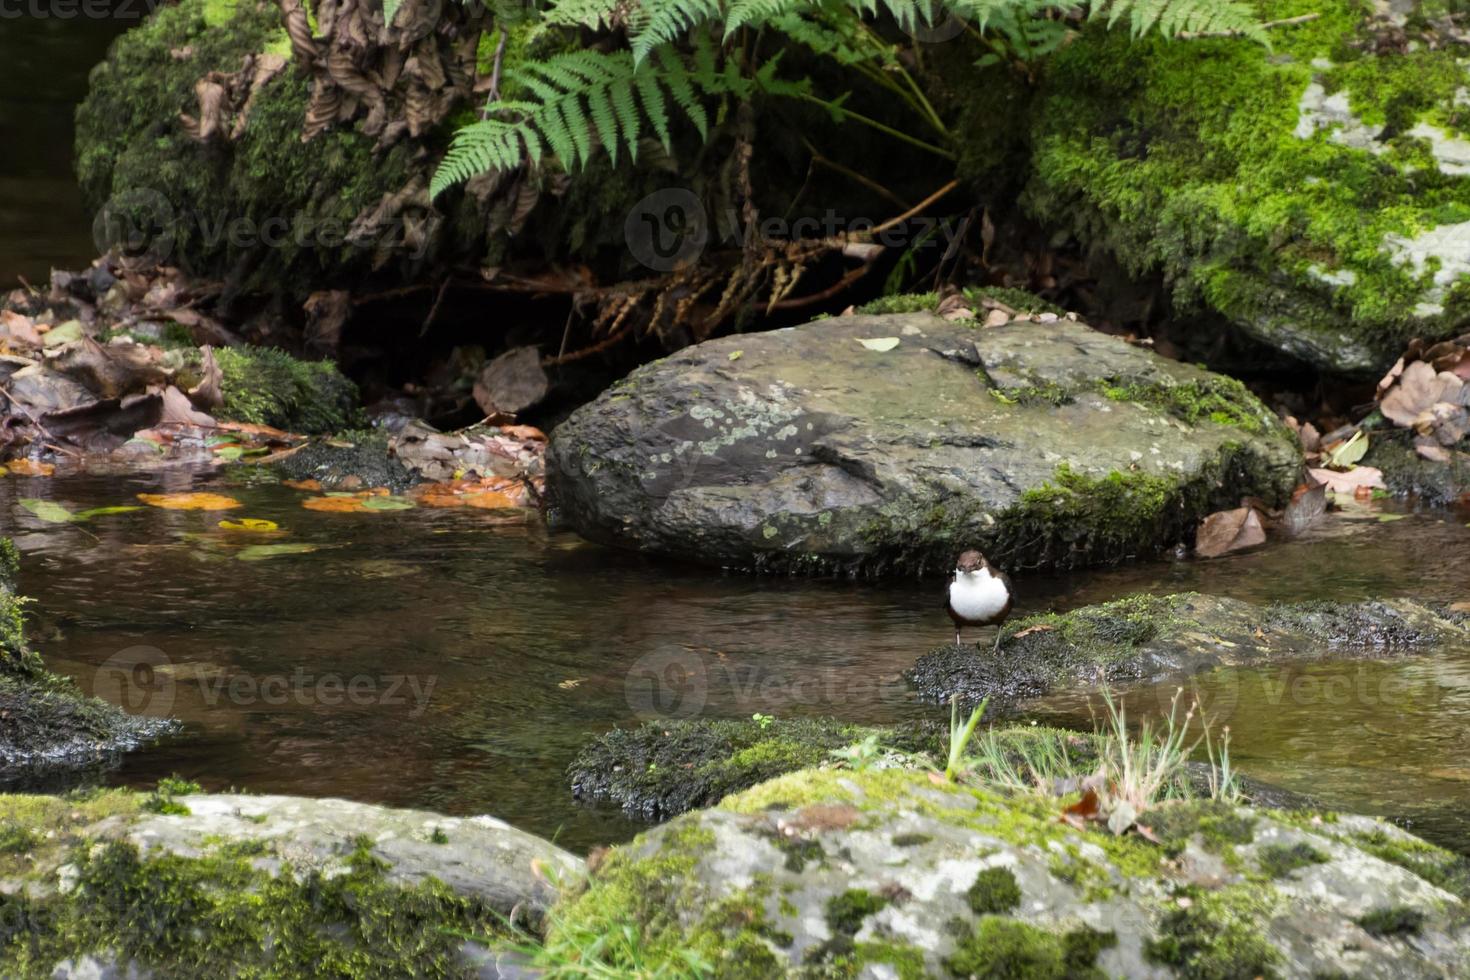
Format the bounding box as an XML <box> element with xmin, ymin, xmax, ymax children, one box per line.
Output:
<box><xmin>568</xmin><ymin>716</ymin><xmax>943</xmax><ymax>818</ymax></box>
<box><xmin>966</xmin><ymin>866</ymin><xmax>1022</xmax><ymax>915</ymax></box>
<box><xmin>214</xmin><ymin>346</ymin><xmax>360</xmax><ymax>434</ymax></box>
<box><xmin>1257</xmin><ymin>841</ymin><xmax>1330</xmax><ymax>879</ymax></box>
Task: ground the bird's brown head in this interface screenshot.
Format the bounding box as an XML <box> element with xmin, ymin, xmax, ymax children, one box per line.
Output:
<box><xmin>955</xmin><ymin>549</ymin><xmax>986</xmax><ymax>573</ymax></box>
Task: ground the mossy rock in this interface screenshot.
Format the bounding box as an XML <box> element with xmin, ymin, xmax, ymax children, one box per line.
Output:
<box><xmin>547</xmin><ymin>314</ymin><xmax>1301</xmax><ymax>575</ymax></box>
<box><xmin>909</xmin><ymin>591</ymin><xmax>1470</xmax><ymax>710</ymax></box>
<box><xmin>569</xmin><ymin>717</ymin><xmax>946</xmax><ymax>818</ymax></box>
<box><xmin>0</xmin><ymin>788</ymin><xmax>582</xmax><ymax>977</ymax></box>
<box><xmin>544</xmin><ymin>767</ymin><xmax>1470</xmax><ymax>977</ymax></box>
<box><xmin>212</xmin><ymin>345</ymin><xmax>361</xmax><ymax>434</ymax></box>
<box><xmin>1024</xmin><ymin>0</ymin><xmax>1470</xmax><ymax>376</ymax></box>
<box><xmin>74</xmin><ymin>0</ymin><xmax>447</xmax><ymax>299</ymax></box>
<box><xmin>1360</xmin><ymin>425</ymin><xmax>1470</xmax><ymax>504</ymax></box>
<box><xmin>0</xmin><ymin>540</ymin><xmax>170</xmax><ymax>777</ymax></box>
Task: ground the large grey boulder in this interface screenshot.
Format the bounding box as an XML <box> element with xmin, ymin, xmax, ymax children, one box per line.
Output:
<box><xmin>549</xmin><ymin>767</ymin><xmax>1470</xmax><ymax>978</ymax></box>
<box><xmin>547</xmin><ymin>314</ymin><xmax>1300</xmax><ymax>574</ymax></box>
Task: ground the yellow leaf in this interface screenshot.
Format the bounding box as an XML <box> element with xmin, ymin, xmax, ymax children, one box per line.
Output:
<box><xmin>137</xmin><ymin>492</ymin><xmax>243</xmax><ymax>511</ymax></box>
<box><xmin>218</xmin><ymin>518</ymin><xmax>280</xmax><ymax>532</ymax></box>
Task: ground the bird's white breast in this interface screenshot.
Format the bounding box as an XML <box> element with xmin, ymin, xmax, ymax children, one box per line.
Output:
<box><xmin>949</xmin><ymin>569</ymin><xmax>1008</xmax><ymax>621</ymax></box>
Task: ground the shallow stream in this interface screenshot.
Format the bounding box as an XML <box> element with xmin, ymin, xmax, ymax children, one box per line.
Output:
<box><xmin>5</xmin><ymin>469</ymin><xmax>1470</xmax><ymax>853</ymax></box>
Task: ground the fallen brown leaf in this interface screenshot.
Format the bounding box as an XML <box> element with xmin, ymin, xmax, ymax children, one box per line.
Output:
<box><xmin>1307</xmin><ymin>466</ymin><xmax>1386</xmax><ymax>495</ymax></box>
<box><xmin>1195</xmin><ymin>506</ymin><xmax>1267</xmax><ymax>558</ymax></box>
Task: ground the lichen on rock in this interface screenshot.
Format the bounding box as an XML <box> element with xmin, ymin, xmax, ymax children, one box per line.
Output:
<box><xmin>547</xmin><ymin>314</ymin><xmax>1301</xmax><ymax>575</ymax></box>
<box><xmin>546</xmin><ymin>767</ymin><xmax>1470</xmax><ymax>977</ymax></box>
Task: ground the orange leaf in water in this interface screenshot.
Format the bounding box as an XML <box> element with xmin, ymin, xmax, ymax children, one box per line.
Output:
<box><xmin>7</xmin><ymin>460</ymin><xmax>56</xmax><ymax>477</ymax></box>
<box><xmin>137</xmin><ymin>492</ymin><xmax>242</xmax><ymax>511</ymax></box>
<box><xmin>302</xmin><ymin>495</ymin><xmax>370</xmax><ymax>513</ymax></box>
<box><xmin>281</xmin><ymin>479</ymin><xmax>323</xmax><ymax>491</ymax></box>
<box><xmin>461</xmin><ymin>490</ymin><xmax>523</xmax><ymax>510</ymax></box>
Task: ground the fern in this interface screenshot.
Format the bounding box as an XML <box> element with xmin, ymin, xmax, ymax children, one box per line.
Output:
<box><xmin>433</xmin><ymin>0</ymin><xmax>1265</xmax><ymax>196</ymax></box>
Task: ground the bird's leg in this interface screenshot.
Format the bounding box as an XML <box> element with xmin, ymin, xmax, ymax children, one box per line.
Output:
<box><xmin>993</xmin><ymin>629</ymin><xmax>1003</xmax><ymax>654</ymax></box>
<box><xmin>955</xmin><ymin>628</ymin><xmax>963</xmax><ymax>646</ymax></box>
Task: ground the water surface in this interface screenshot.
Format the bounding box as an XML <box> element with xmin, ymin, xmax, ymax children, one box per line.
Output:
<box><xmin>6</xmin><ymin>469</ymin><xmax>1470</xmax><ymax>852</ymax></box>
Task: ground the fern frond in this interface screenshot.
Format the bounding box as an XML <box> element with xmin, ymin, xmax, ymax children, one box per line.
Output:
<box><xmin>1093</xmin><ymin>0</ymin><xmax>1263</xmax><ymax>41</ymax></box>
<box><xmin>628</xmin><ymin>0</ymin><xmax>725</xmax><ymax>62</ymax></box>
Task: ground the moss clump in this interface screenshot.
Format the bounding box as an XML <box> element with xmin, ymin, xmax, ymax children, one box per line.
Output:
<box><xmin>1256</xmin><ymin>841</ymin><xmax>1330</xmax><ymax>879</ymax></box>
<box><xmin>1145</xmin><ymin>800</ymin><xmax>1258</xmax><ymax>856</ymax></box>
<box><xmin>1100</xmin><ymin>376</ymin><xmax>1271</xmax><ymax>434</ymax></box>
<box><xmin>1144</xmin><ymin>885</ymin><xmax>1281</xmax><ymax>980</ymax></box>
<box><xmin>1356</xmin><ymin>905</ymin><xmax>1425</xmax><ymax>937</ymax></box>
<box><xmin>966</xmin><ymin>867</ymin><xmax>1022</xmax><ymax>915</ymax></box>
<box><xmin>1341</xmin><ymin>827</ymin><xmax>1470</xmax><ymax>900</ymax></box>
<box><xmin>826</xmin><ymin>889</ymin><xmax>889</xmax><ymax>934</ymax></box>
<box><xmin>967</xmin><ymin>286</ymin><xmax>1068</xmax><ymax>315</ymax></box>
<box><xmin>946</xmin><ymin>916</ymin><xmax>1112</xmax><ymax>979</ymax></box>
<box><xmin>1003</xmin><ymin>593</ymin><xmax>1194</xmax><ymax>663</ymax></box>
<box><xmin>1</xmin><ymin>834</ymin><xmax>502</xmax><ymax>977</ymax></box>
<box><xmin>142</xmin><ymin>776</ymin><xmax>203</xmax><ymax>816</ymax></box>
<box><xmin>855</xmin><ymin>292</ymin><xmax>939</xmax><ymax>315</ymax></box>
<box><xmin>213</xmin><ymin>346</ymin><xmax>360</xmax><ymax>434</ymax></box>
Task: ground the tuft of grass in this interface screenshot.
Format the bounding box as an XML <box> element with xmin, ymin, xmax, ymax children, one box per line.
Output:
<box><xmin>945</xmin><ymin>695</ymin><xmax>988</xmax><ymax>782</ymax></box>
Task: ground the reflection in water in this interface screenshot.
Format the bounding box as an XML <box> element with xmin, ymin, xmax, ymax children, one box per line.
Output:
<box><xmin>4</xmin><ymin>469</ymin><xmax>1470</xmax><ymax>852</ymax></box>
<box><xmin>0</xmin><ymin>16</ymin><xmax>130</xmax><ymax>284</ymax></box>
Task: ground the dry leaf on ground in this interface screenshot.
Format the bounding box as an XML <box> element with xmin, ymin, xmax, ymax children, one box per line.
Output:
<box><xmin>1307</xmin><ymin>466</ymin><xmax>1387</xmax><ymax>494</ymax></box>
<box><xmin>1195</xmin><ymin>506</ymin><xmax>1267</xmax><ymax>558</ymax></box>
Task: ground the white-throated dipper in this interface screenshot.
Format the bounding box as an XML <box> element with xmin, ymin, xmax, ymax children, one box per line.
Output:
<box><xmin>946</xmin><ymin>549</ymin><xmax>1013</xmax><ymax>651</ymax></box>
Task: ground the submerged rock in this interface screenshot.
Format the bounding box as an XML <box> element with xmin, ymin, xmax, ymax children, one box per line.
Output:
<box><xmin>547</xmin><ymin>314</ymin><xmax>1300</xmax><ymax>575</ymax></box>
<box><xmin>1025</xmin><ymin>1</ymin><xmax>1470</xmax><ymax>376</ymax></box>
<box><xmin>908</xmin><ymin>592</ymin><xmax>1470</xmax><ymax>710</ymax></box>
<box><xmin>0</xmin><ymin>540</ymin><xmax>169</xmax><ymax>779</ymax></box>
<box><xmin>551</xmin><ymin>767</ymin><xmax>1470</xmax><ymax>978</ymax></box>
<box><xmin>0</xmin><ymin>785</ymin><xmax>582</xmax><ymax>977</ymax></box>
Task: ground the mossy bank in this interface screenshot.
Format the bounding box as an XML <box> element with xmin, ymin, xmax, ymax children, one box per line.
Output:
<box><xmin>546</xmin><ymin>767</ymin><xmax>1470</xmax><ymax>977</ymax></box>
<box><xmin>547</xmin><ymin>313</ymin><xmax>1301</xmax><ymax>576</ymax></box>
<box><xmin>1025</xmin><ymin>0</ymin><xmax>1470</xmax><ymax>375</ymax></box>
<box><xmin>0</xmin><ymin>539</ymin><xmax>169</xmax><ymax>778</ymax></box>
<box><xmin>0</xmin><ymin>786</ymin><xmax>582</xmax><ymax>978</ymax></box>
<box><xmin>909</xmin><ymin>591</ymin><xmax>1470</xmax><ymax>710</ymax></box>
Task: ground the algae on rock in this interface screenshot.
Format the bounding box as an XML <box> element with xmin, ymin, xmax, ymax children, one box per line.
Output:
<box><xmin>909</xmin><ymin>592</ymin><xmax>1470</xmax><ymax>710</ymax></box>
<box><xmin>0</xmin><ymin>539</ymin><xmax>168</xmax><ymax>778</ymax></box>
<box><xmin>212</xmin><ymin>345</ymin><xmax>361</xmax><ymax>434</ymax></box>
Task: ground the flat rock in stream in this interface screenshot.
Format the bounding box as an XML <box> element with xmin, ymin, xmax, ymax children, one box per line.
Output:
<box><xmin>909</xmin><ymin>593</ymin><xmax>1470</xmax><ymax>710</ymax></box>
<box><xmin>547</xmin><ymin>315</ymin><xmax>1301</xmax><ymax>574</ymax></box>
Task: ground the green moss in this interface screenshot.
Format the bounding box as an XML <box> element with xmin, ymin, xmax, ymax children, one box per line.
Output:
<box><xmin>74</xmin><ymin>0</ymin><xmax>428</xmax><ymax>298</ymax></box>
<box><xmin>891</xmin><ymin>832</ymin><xmax>932</xmax><ymax>847</ymax></box>
<box><xmin>1</xmin><ymin>833</ymin><xmax>501</xmax><ymax>978</ymax></box>
<box><xmin>1256</xmin><ymin>841</ymin><xmax>1330</xmax><ymax>878</ymax></box>
<box><xmin>569</xmin><ymin>717</ymin><xmax>941</xmax><ymax>818</ymax></box>
<box><xmin>966</xmin><ymin>867</ymin><xmax>1022</xmax><ymax>915</ymax></box>
<box><xmin>826</xmin><ymin>888</ymin><xmax>889</xmax><ymax>934</ymax></box>
<box><xmin>1024</xmin><ymin>0</ymin><xmax>1470</xmax><ymax>371</ymax></box>
<box><xmin>143</xmin><ymin>777</ymin><xmax>203</xmax><ymax>816</ymax></box>
<box><xmin>945</xmin><ymin>916</ymin><xmax>1091</xmax><ymax>979</ymax></box>
<box><xmin>1100</xmin><ymin>376</ymin><xmax>1271</xmax><ymax>434</ymax></box>
<box><xmin>1356</xmin><ymin>905</ymin><xmax>1425</xmax><ymax>937</ymax></box>
<box><xmin>855</xmin><ymin>292</ymin><xmax>939</xmax><ymax>315</ymax></box>
<box><xmin>1144</xmin><ymin>885</ymin><xmax>1281</xmax><ymax>980</ymax></box>
<box><xmin>1339</xmin><ymin>827</ymin><xmax>1470</xmax><ymax>900</ymax></box>
<box><xmin>965</xmin><ymin>286</ymin><xmax>1068</xmax><ymax>315</ymax></box>
<box><xmin>213</xmin><ymin>346</ymin><xmax>360</xmax><ymax>434</ymax></box>
<box><xmin>1145</xmin><ymin>800</ymin><xmax>1258</xmax><ymax>855</ymax></box>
